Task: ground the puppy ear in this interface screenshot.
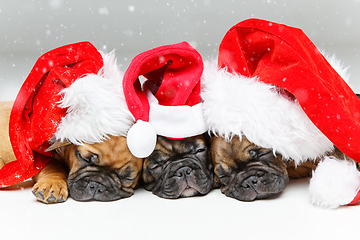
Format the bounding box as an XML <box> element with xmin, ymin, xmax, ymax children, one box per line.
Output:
<box><xmin>45</xmin><ymin>140</ymin><xmax>72</xmax><ymax>152</ymax></box>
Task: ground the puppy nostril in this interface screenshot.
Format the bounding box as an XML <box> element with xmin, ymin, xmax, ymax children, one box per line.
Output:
<box><xmin>87</xmin><ymin>181</ymin><xmax>106</xmax><ymax>195</ymax></box>
<box><xmin>240</xmin><ymin>176</ymin><xmax>259</xmax><ymax>189</ymax></box>
<box><xmin>175</xmin><ymin>167</ymin><xmax>192</xmax><ymax>178</ymax></box>
<box><xmin>89</xmin><ymin>183</ymin><xmax>96</xmax><ymax>189</ymax></box>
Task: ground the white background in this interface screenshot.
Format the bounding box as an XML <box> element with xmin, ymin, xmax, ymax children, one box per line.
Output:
<box><xmin>1</xmin><ymin>1</ymin><xmax>360</xmax><ymax>239</ymax></box>
<box><xmin>1</xmin><ymin>0</ymin><xmax>360</xmax><ymax>101</ymax></box>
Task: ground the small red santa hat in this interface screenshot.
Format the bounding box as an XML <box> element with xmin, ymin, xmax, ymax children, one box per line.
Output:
<box><xmin>122</xmin><ymin>41</ymin><xmax>207</xmax><ymax>158</ymax></box>
<box><xmin>201</xmin><ymin>18</ymin><xmax>360</xmax><ymax>208</ymax></box>
<box><xmin>0</xmin><ymin>41</ymin><xmax>134</xmax><ymax>188</ymax></box>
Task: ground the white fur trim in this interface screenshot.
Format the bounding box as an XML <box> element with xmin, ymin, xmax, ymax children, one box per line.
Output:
<box><xmin>147</xmin><ymin>89</ymin><xmax>207</xmax><ymax>138</ymax></box>
<box><xmin>54</xmin><ymin>51</ymin><xmax>134</xmax><ymax>144</ymax></box>
<box><xmin>201</xmin><ymin>61</ymin><xmax>334</xmax><ymax>163</ymax></box>
<box><xmin>309</xmin><ymin>157</ymin><xmax>360</xmax><ymax>208</ymax></box>
<box><xmin>323</xmin><ymin>52</ymin><xmax>350</xmax><ymax>83</ymax></box>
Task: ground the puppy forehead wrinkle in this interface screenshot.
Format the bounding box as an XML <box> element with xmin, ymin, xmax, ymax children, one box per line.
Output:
<box><xmin>177</xmin><ymin>138</ymin><xmax>206</xmax><ymax>153</ymax></box>
<box><xmin>156</xmin><ymin>137</ymin><xmax>174</xmax><ymax>155</ymax></box>
<box><xmin>227</xmin><ymin>136</ymin><xmax>258</xmax><ymax>156</ymax></box>
<box><xmin>193</xmin><ymin>137</ymin><xmax>206</xmax><ymax>148</ymax></box>
<box><xmin>103</xmin><ymin>149</ymin><xmax>141</xmax><ymax>169</ymax></box>
<box><xmin>76</xmin><ymin>144</ymin><xmax>99</xmax><ymax>157</ymax></box>
<box><xmin>76</xmin><ymin>136</ymin><xmax>139</xmax><ymax>167</ymax></box>
<box><xmin>213</xmin><ymin>137</ymin><xmax>247</xmax><ymax>167</ymax></box>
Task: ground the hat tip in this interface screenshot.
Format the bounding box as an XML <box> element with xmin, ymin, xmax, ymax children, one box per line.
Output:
<box><xmin>126</xmin><ymin>120</ymin><xmax>157</xmax><ymax>158</ymax></box>
<box><xmin>309</xmin><ymin>157</ymin><xmax>360</xmax><ymax>208</ymax></box>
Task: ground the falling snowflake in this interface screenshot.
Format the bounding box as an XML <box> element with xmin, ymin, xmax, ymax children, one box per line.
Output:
<box><xmin>128</xmin><ymin>5</ymin><xmax>135</xmax><ymax>12</ymax></box>
<box><xmin>98</xmin><ymin>7</ymin><xmax>109</xmax><ymax>16</ymax></box>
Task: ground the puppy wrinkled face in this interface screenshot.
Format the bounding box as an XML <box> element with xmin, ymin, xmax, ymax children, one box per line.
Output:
<box><xmin>142</xmin><ymin>135</ymin><xmax>214</xmax><ymax>199</ymax></box>
<box><xmin>211</xmin><ymin>135</ymin><xmax>288</xmax><ymax>201</ymax></box>
<box><xmin>60</xmin><ymin>136</ymin><xmax>143</xmax><ymax>201</ymax></box>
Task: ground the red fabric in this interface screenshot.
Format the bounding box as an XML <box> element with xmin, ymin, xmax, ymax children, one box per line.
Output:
<box><xmin>122</xmin><ymin>41</ymin><xmax>203</xmax><ymax>122</ymax></box>
<box><xmin>0</xmin><ymin>42</ymin><xmax>103</xmax><ymax>188</ymax></box>
<box><xmin>349</xmin><ymin>190</ymin><xmax>360</xmax><ymax>205</ymax></box>
<box><xmin>218</xmin><ymin>19</ymin><xmax>360</xmax><ymax>163</ymax></box>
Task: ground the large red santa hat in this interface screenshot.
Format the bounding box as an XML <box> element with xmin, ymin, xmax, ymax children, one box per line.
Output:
<box><xmin>0</xmin><ymin>41</ymin><xmax>134</xmax><ymax>188</ymax></box>
<box><xmin>201</xmin><ymin>18</ymin><xmax>360</xmax><ymax>208</ymax></box>
<box><xmin>122</xmin><ymin>41</ymin><xmax>207</xmax><ymax>158</ymax></box>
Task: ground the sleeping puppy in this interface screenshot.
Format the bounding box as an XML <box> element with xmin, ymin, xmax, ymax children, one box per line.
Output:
<box><xmin>0</xmin><ymin>101</ymin><xmax>143</xmax><ymax>203</ymax></box>
<box><xmin>210</xmin><ymin>134</ymin><xmax>354</xmax><ymax>201</ymax></box>
<box><xmin>210</xmin><ymin>135</ymin><xmax>288</xmax><ymax>201</ymax></box>
<box><xmin>142</xmin><ymin>134</ymin><xmax>214</xmax><ymax>199</ymax></box>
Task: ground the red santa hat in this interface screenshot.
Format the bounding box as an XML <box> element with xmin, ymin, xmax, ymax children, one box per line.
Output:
<box><xmin>122</xmin><ymin>41</ymin><xmax>207</xmax><ymax>158</ymax></box>
<box><xmin>201</xmin><ymin>18</ymin><xmax>360</xmax><ymax>208</ymax></box>
<box><xmin>0</xmin><ymin>41</ymin><xmax>134</xmax><ymax>188</ymax></box>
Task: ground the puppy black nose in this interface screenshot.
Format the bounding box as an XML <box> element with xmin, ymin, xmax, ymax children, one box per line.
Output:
<box><xmin>175</xmin><ymin>166</ymin><xmax>192</xmax><ymax>178</ymax></box>
<box><xmin>241</xmin><ymin>175</ymin><xmax>259</xmax><ymax>189</ymax></box>
<box><xmin>87</xmin><ymin>181</ymin><xmax>106</xmax><ymax>196</ymax></box>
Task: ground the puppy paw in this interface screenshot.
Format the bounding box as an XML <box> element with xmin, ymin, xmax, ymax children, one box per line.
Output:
<box><xmin>32</xmin><ymin>180</ymin><xmax>68</xmax><ymax>204</ymax></box>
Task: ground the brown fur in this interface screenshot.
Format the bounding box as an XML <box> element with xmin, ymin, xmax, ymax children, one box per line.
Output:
<box><xmin>0</xmin><ymin>101</ymin><xmax>16</xmax><ymax>167</ymax></box>
<box><xmin>211</xmin><ymin>135</ymin><xmax>287</xmax><ymax>176</ymax></box>
<box><xmin>286</xmin><ymin>147</ymin><xmax>354</xmax><ymax>179</ymax></box>
<box><xmin>0</xmin><ymin>101</ymin><xmax>142</xmax><ymax>203</ymax></box>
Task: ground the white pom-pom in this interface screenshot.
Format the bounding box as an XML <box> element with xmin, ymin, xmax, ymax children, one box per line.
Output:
<box><xmin>126</xmin><ymin>120</ymin><xmax>157</xmax><ymax>158</ymax></box>
<box><xmin>309</xmin><ymin>157</ymin><xmax>360</xmax><ymax>208</ymax></box>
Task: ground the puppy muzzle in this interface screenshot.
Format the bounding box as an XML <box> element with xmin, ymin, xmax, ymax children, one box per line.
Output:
<box><xmin>67</xmin><ymin>167</ymin><xmax>134</xmax><ymax>201</ymax></box>
<box><xmin>152</xmin><ymin>158</ymin><xmax>213</xmax><ymax>199</ymax></box>
<box><xmin>222</xmin><ymin>153</ymin><xmax>289</xmax><ymax>201</ymax></box>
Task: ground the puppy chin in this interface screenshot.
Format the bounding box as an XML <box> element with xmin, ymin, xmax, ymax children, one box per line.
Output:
<box><xmin>180</xmin><ymin>187</ymin><xmax>199</xmax><ymax>197</ymax></box>
<box><xmin>153</xmin><ymin>184</ymin><xmax>202</xmax><ymax>199</ymax></box>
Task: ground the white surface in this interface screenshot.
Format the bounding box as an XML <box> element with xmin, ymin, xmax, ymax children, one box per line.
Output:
<box><xmin>1</xmin><ymin>1</ymin><xmax>360</xmax><ymax>239</ymax></box>
<box><xmin>1</xmin><ymin>178</ymin><xmax>359</xmax><ymax>240</ymax></box>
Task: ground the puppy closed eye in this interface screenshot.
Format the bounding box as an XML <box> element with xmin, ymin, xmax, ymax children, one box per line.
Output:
<box><xmin>196</xmin><ymin>147</ymin><xmax>206</xmax><ymax>153</ymax></box>
<box><xmin>149</xmin><ymin>163</ymin><xmax>161</xmax><ymax>171</ymax></box>
<box><xmin>248</xmin><ymin>148</ymin><xmax>272</xmax><ymax>160</ymax></box>
<box><xmin>192</xmin><ymin>145</ymin><xmax>207</xmax><ymax>156</ymax></box>
<box><xmin>76</xmin><ymin>150</ymin><xmax>98</xmax><ymax>165</ymax></box>
<box><xmin>249</xmin><ymin>150</ymin><xmax>258</xmax><ymax>159</ymax></box>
